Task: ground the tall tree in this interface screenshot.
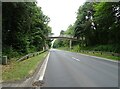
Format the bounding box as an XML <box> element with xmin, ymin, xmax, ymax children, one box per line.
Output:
<box><xmin>2</xmin><ymin>2</ymin><xmax>52</xmax><ymax>58</ymax></box>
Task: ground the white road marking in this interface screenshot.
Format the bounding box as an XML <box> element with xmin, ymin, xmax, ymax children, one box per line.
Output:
<box><xmin>38</xmin><ymin>52</ymin><xmax>50</xmax><ymax>81</ymax></box>
<box><xmin>33</xmin><ymin>52</ymin><xmax>50</xmax><ymax>86</ymax></box>
<box><xmin>72</xmin><ymin>57</ymin><xmax>80</xmax><ymax>62</ymax></box>
<box><xmin>79</xmin><ymin>53</ymin><xmax>118</xmax><ymax>63</ymax></box>
<box><xmin>56</xmin><ymin>49</ymin><xmax>118</xmax><ymax>63</ymax></box>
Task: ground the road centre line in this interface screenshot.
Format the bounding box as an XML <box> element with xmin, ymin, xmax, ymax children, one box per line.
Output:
<box><xmin>58</xmin><ymin>49</ymin><xmax>118</xmax><ymax>63</ymax></box>
<box><xmin>72</xmin><ymin>57</ymin><xmax>80</xmax><ymax>62</ymax></box>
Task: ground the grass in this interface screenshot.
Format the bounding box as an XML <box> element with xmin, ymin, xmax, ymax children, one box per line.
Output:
<box><xmin>56</xmin><ymin>47</ymin><xmax>120</xmax><ymax>61</ymax></box>
<box><xmin>80</xmin><ymin>51</ymin><xmax>120</xmax><ymax>61</ymax></box>
<box><xmin>2</xmin><ymin>51</ymin><xmax>48</xmax><ymax>82</ymax></box>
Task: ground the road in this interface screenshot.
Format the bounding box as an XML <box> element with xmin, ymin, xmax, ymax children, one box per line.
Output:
<box><xmin>43</xmin><ymin>49</ymin><xmax>118</xmax><ymax>87</ymax></box>
<box><xmin>2</xmin><ymin>49</ymin><xmax>119</xmax><ymax>88</ymax></box>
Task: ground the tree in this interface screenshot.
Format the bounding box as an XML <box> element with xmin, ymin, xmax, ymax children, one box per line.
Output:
<box><xmin>2</xmin><ymin>2</ymin><xmax>52</xmax><ymax>58</ymax></box>
<box><xmin>56</xmin><ymin>2</ymin><xmax>120</xmax><ymax>53</ymax></box>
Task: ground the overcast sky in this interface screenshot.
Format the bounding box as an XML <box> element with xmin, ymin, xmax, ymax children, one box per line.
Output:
<box><xmin>37</xmin><ymin>0</ymin><xmax>86</xmax><ymax>36</ymax></box>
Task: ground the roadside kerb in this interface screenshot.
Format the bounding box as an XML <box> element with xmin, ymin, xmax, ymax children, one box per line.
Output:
<box><xmin>32</xmin><ymin>52</ymin><xmax>50</xmax><ymax>86</ymax></box>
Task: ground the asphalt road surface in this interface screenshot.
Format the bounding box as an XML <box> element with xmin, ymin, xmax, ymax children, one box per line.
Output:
<box><xmin>43</xmin><ymin>49</ymin><xmax>118</xmax><ymax>87</ymax></box>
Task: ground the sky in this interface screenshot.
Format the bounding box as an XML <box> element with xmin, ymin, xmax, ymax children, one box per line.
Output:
<box><xmin>37</xmin><ymin>0</ymin><xmax>86</xmax><ymax>36</ymax></box>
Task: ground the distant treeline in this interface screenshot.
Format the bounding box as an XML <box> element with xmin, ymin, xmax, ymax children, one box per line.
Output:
<box><xmin>53</xmin><ymin>2</ymin><xmax>120</xmax><ymax>53</ymax></box>
<box><xmin>2</xmin><ymin>2</ymin><xmax>52</xmax><ymax>59</ymax></box>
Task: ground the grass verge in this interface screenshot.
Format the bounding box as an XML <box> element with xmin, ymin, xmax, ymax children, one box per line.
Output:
<box><xmin>2</xmin><ymin>51</ymin><xmax>48</xmax><ymax>82</ymax></box>
<box><xmin>80</xmin><ymin>51</ymin><xmax>120</xmax><ymax>61</ymax></box>
<box><xmin>57</xmin><ymin>47</ymin><xmax>120</xmax><ymax>61</ymax></box>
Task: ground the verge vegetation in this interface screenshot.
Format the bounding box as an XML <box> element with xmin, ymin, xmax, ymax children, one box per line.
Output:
<box><xmin>57</xmin><ymin>46</ymin><xmax>120</xmax><ymax>61</ymax></box>
<box><xmin>2</xmin><ymin>52</ymin><xmax>48</xmax><ymax>82</ymax></box>
<box><xmin>53</xmin><ymin>2</ymin><xmax>120</xmax><ymax>60</ymax></box>
<box><xmin>2</xmin><ymin>2</ymin><xmax>52</xmax><ymax>61</ymax></box>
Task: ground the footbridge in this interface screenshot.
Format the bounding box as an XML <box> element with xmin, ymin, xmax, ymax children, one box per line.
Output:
<box><xmin>48</xmin><ymin>35</ymin><xmax>78</xmax><ymax>49</ymax></box>
<box><xmin>48</xmin><ymin>35</ymin><xmax>77</xmax><ymax>40</ymax></box>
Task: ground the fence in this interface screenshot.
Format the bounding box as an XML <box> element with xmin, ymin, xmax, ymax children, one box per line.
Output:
<box><xmin>2</xmin><ymin>50</ymin><xmax>47</xmax><ymax>65</ymax></box>
<box><xmin>17</xmin><ymin>51</ymin><xmax>46</xmax><ymax>62</ymax></box>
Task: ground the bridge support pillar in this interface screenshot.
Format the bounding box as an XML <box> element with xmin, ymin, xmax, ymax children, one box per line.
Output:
<box><xmin>70</xmin><ymin>40</ymin><xmax>72</xmax><ymax>49</ymax></box>
<box><xmin>43</xmin><ymin>47</ymin><xmax>45</xmax><ymax>51</ymax></box>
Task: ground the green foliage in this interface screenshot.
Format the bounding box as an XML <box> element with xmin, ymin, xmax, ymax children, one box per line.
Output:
<box><xmin>54</xmin><ymin>2</ymin><xmax>120</xmax><ymax>53</ymax></box>
<box><xmin>93</xmin><ymin>45</ymin><xmax>120</xmax><ymax>53</ymax></box>
<box><xmin>2</xmin><ymin>2</ymin><xmax>52</xmax><ymax>59</ymax></box>
<box><xmin>3</xmin><ymin>46</ymin><xmax>20</xmax><ymax>59</ymax></box>
<box><xmin>53</xmin><ymin>29</ymin><xmax>71</xmax><ymax>48</ymax></box>
<box><xmin>71</xmin><ymin>45</ymin><xmax>80</xmax><ymax>52</ymax></box>
<box><xmin>64</xmin><ymin>25</ymin><xmax>75</xmax><ymax>35</ymax></box>
<box><xmin>78</xmin><ymin>44</ymin><xmax>120</xmax><ymax>53</ymax></box>
<box><xmin>53</xmin><ymin>39</ymin><xmax>67</xmax><ymax>48</ymax></box>
<box><xmin>2</xmin><ymin>52</ymin><xmax>47</xmax><ymax>81</ymax></box>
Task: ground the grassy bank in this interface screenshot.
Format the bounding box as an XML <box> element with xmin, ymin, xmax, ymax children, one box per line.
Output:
<box><xmin>2</xmin><ymin>51</ymin><xmax>48</xmax><ymax>82</ymax></box>
<box><xmin>80</xmin><ymin>51</ymin><xmax>120</xmax><ymax>61</ymax></box>
<box><xmin>57</xmin><ymin>46</ymin><xmax>120</xmax><ymax>61</ymax></box>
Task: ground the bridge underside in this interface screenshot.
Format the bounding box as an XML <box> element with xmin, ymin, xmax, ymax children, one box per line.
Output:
<box><xmin>48</xmin><ymin>36</ymin><xmax>78</xmax><ymax>49</ymax></box>
<box><xmin>49</xmin><ymin>37</ymin><xmax>77</xmax><ymax>41</ymax></box>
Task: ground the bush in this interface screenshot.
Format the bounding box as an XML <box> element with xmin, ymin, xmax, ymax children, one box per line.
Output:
<box><xmin>93</xmin><ymin>44</ymin><xmax>120</xmax><ymax>53</ymax></box>
<box><xmin>72</xmin><ymin>45</ymin><xmax>80</xmax><ymax>52</ymax></box>
<box><xmin>78</xmin><ymin>44</ymin><xmax>120</xmax><ymax>53</ymax></box>
<box><xmin>3</xmin><ymin>46</ymin><xmax>20</xmax><ymax>60</ymax></box>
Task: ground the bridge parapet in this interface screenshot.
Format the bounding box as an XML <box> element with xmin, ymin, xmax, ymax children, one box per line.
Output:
<box><xmin>48</xmin><ymin>35</ymin><xmax>74</xmax><ymax>38</ymax></box>
<box><xmin>48</xmin><ymin>34</ymin><xmax>78</xmax><ymax>41</ymax></box>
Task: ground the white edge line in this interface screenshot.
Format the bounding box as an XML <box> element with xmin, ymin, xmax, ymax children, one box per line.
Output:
<box><xmin>79</xmin><ymin>53</ymin><xmax>118</xmax><ymax>63</ymax></box>
<box><xmin>38</xmin><ymin>52</ymin><xmax>50</xmax><ymax>81</ymax></box>
<box><xmin>33</xmin><ymin>52</ymin><xmax>50</xmax><ymax>86</ymax></box>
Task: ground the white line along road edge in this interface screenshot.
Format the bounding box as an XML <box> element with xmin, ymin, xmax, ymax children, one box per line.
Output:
<box><xmin>79</xmin><ymin>53</ymin><xmax>118</xmax><ymax>63</ymax></box>
<box><xmin>33</xmin><ymin>52</ymin><xmax>50</xmax><ymax>86</ymax></box>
